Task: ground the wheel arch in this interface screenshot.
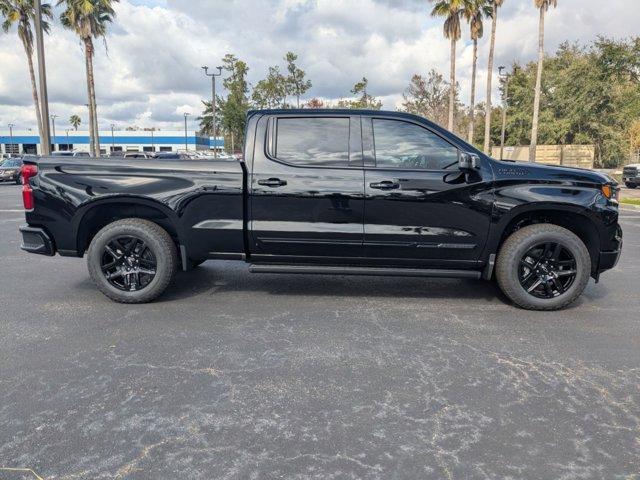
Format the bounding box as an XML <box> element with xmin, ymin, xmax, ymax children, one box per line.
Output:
<box><xmin>73</xmin><ymin>196</ymin><xmax>184</xmax><ymax>256</ymax></box>
<box><xmin>486</xmin><ymin>203</ymin><xmax>601</xmax><ymax>275</ymax></box>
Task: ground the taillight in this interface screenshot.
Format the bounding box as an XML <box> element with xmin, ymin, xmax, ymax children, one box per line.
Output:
<box><xmin>21</xmin><ymin>164</ymin><xmax>38</xmax><ymax>211</ymax></box>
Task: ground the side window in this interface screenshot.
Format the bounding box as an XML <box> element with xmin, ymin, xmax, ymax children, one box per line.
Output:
<box><xmin>275</xmin><ymin>117</ymin><xmax>350</xmax><ymax>167</ymax></box>
<box><xmin>373</xmin><ymin>119</ymin><xmax>459</xmax><ymax>170</ymax></box>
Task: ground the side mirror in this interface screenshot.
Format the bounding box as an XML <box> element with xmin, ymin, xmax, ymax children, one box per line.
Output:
<box><xmin>459</xmin><ymin>152</ymin><xmax>480</xmax><ymax>171</ymax></box>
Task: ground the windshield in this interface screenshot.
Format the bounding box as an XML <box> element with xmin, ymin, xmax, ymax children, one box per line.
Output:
<box><xmin>0</xmin><ymin>159</ymin><xmax>22</xmax><ymax>168</ymax></box>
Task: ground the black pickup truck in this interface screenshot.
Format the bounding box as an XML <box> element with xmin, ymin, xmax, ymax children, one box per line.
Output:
<box><xmin>18</xmin><ymin>109</ymin><xmax>622</xmax><ymax>310</ymax></box>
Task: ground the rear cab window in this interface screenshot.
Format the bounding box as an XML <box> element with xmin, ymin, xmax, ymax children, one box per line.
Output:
<box><xmin>271</xmin><ymin>116</ymin><xmax>360</xmax><ymax>168</ymax></box>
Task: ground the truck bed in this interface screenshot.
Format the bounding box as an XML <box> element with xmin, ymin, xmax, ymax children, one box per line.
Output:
<box><xmin>24</xmin><ymin>156</ymin><xmax>246</xmax><ymax>262</ymax></box>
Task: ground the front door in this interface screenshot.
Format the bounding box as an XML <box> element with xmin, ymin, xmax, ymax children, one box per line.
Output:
<box><xmin>362</xmin><ymin>116</ymin><xmax>494</xmax><ymax>269</ymax></box>
<box><xmin>249</xmin><ymin>114</ymin><xmax>365</xmax><ymax>262</ymax></box>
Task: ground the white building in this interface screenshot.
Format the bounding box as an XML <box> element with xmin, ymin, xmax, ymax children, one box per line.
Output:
<box><xmin>1</xmin><ymin>129</ymin><xmax>223</xmax><ymax>155</ymax></box>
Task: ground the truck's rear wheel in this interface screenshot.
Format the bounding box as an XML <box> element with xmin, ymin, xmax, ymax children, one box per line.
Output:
<box><xmin>625</xmin><ymin>182</ymin><xmax>637</xmax><ymax>189</ymax></box>
<box><xmin>496</xmin><ymin>224</ymin><xmax>591</xmax><ymax>311</ymax></box>
<box><xmin>87</xmin><ymin>219</ymin><xmax>178</xmax><ymax>303</ymax></box>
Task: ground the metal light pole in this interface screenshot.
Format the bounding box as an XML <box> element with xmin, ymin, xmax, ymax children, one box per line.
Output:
<box><xmin>65</xmin><ymin>129</ymin><xmax>70</xmax><ymax>150</ymax></box>
<box><xmin>110</xmin><ymin>124</ymin><xmax>115</xmax><ymax>152</ymax></box>
<box><xmin>202</xmin><ymin>65</ymin><xmax>223</xmax><ymax>159</ymax></box>
<box><xmin>183</xmin><ymin>113</ymin><xmax>190</xmax><ymax>152</ymax></box>
<box><xmin>50</xmin><ymin>114</ymin><xmax>58</xmax><ymax>151</ymax></box>
<box><xmin>34</xmin><ymin>0</ymin><xmax>51</xmax><ymax>156</ymax></box>
<box><xmin>151</xmin><ymin>129</ymin><xmax>155</xmax><ymax>151</ymax></box>
<box><xmin>8</xmin><ymin>123</ymin><xmax>15</xmax><ymax>156</ymax></box>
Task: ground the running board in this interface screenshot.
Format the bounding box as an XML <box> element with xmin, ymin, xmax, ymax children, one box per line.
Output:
<box><xmin>249</xmin><ymin>264</ymin><xmax>481</xmax><ymax>279</ymax></box>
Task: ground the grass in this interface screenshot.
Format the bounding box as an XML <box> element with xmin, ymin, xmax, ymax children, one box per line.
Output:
<box><xmin>620</xmin><ymin>198</ymin><xmax>640</xmax><ymax>206</ymax></box>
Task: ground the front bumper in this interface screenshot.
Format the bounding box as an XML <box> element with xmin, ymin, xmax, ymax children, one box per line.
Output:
<box><xmin>598</xmin><ymin>248</ymin><xmax>622</xmax><ymax>271</ymax></box>
<box><xmin>20</xmin><ymin>226</ymin><xmax>55</xmax><ymax>256</ymax></box>
<box><xmin>597</xmin><ymin>224</ymin><xmax>622</xmax><ymax>273</ymax></box>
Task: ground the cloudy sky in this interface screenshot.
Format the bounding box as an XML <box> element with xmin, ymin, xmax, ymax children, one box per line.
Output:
<box><xmin>0</xmin><ymin>0</ymin><xmax>638</xmax><ymax>132</ymax></box>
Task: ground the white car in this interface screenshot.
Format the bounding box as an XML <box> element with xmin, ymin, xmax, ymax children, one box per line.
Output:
<box><xmin>123</xmin><ymin>152</ymin><xmax>152</xmax><ymax>159</ymax></box>
<box><xmin>51</xmin><ymin>151</ymin><xmax>91</xmax><ymax>157</ymax></box>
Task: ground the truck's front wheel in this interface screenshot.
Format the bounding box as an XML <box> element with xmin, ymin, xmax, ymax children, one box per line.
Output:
<box><xmin>496</xmin><ymin>224</ymin><xmax>591</xmax><ymax>311</ymax></box>
<box><xmin>87</xmin><ymin>219</ymin><xmax>178</xmax><ymax>303</ymax></box>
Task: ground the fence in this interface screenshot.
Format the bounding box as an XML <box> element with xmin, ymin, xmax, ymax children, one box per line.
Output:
<box><xmin>491</xmin><ymin>145</ymin><xmax>595</xmax><ymax>169</ymax></box>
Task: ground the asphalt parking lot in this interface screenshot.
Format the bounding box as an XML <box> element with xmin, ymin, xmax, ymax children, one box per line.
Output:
<box><xmin>0</xmin><ymin>182</ymin><xmax>638</xmax><ymax>479</ymax></box>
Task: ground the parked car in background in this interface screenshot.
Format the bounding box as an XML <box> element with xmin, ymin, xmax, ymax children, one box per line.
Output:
<box><xmin>0</xmin><ymin>157</ymin><xmax>24</xmax><ymax>184</ymax></box>
<box><xmin>154</xmin><ymin>152</ymin><xmax>191</xmax><ymax>160</ymax></box>
<box><xmin>622</xmin><ymin>164</ymin><xmax>640</xmax><ymax>189</ymax></box>
<box><xmin>51</xmin><ymin>151</ymin><xmax>91</xmax><ymax>157</ymax></box>
<box><xmin>18</xmin><ymin>109</ymin><xmax>622</xmax><ymax>310</ymax></box>
<box><xmin>123</xmin><ymin>152</ymin><xmax>152</xmax><ymax>159</ymax></box>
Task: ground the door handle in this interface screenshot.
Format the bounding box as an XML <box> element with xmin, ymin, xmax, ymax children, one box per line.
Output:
<box><xmin>258</xmin><ymin>178</ymin><xmax>287</xmax><ymax>187</ymax></box>
<box><xmin>369</xmin><ymin>180</ymin><xmax>400</xmax><ymax>190</ymax></box>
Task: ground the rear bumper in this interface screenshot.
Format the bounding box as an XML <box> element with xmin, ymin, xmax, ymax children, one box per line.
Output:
<box><xmin>20</xmin><ymin>226</ymin><xmax>55</xmax><ymax>256</ymax></box>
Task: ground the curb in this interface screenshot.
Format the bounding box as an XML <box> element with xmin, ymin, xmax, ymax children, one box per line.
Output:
<box><xmin>620</xmin><ymin>204</ymin><xmax>640</xmax><ymax>211</ymax></box>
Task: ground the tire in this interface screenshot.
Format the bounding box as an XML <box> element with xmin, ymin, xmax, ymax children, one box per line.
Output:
<box><xmin>496</xmin><ymin>224</ymin><xmax>591</xmax><ymax>311</ymax></box>
<box><xmin>15</xmin><ymin>178</ymin><xmax>21</xmax><ymax>185</ymax></box>
<box><xmin>625</xmin><ymin>183</ymin><xmax>637</xmax><ymax>189</ymax></box>
<box><xmin>87</xmin><ymin>219</ymin><xmax>178</xmax><ymax>303</ymax></box>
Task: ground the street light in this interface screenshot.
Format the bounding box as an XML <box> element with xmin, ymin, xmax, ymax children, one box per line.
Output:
<box><xmin>110</xmin><ymin>123</ymin><xmax>115</xmax><ymax>152</ymax></box>
<box><xmin>183</xmin><ymin>112</ymin><xmax>190</xmax><ymax>152</ymax></box>
<box><xmin>50</xmin><ymin>114</ymin><xmax>58</xmax><ymax>151</ymax></box>
<box><xmin>8</xmin><ymin>123</ymin><xmax>15</xmax><ymax>157</ymax></box>
<box><xmin>202</xmin><ymin>65</ymin><xmax>223</xmax><ymax>159</ymax></box>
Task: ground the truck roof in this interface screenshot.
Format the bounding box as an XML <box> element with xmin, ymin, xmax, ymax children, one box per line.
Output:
<box><xmin>249</xmin><ymin>108</ymin><xmax>413</xmax><ymax>117</ymax></box>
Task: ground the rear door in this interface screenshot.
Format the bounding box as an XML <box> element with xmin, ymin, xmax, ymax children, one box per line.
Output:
<box><xmin>249</xmin><ymin>114</ymin><xmax>365</xmax><ymax>262</ymax></box>
<box><xmin>362</xmin><ymin>115</ymin><xmax>493</xmax><ymax>268</ymax></box>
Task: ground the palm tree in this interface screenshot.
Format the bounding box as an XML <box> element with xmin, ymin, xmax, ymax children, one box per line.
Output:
<box><xmin>529</xmin><ymin>0</ymin><xmax>557</xmax><ymax>161</ymax></box>
<box><xmin>0</xmin><ymin>0</ymin><xmax>52</xmax><ymax>144</ymax></box>
<box><xmin>58</xmin><ymin>0</ymin><xmax>118</xmax><ymax>157</ymax></box>
<box><xmin>464</xmin><ymin>0</ymin><xmax>491</xmax><ymax>144</ymax></box>
<box><xmin>430</xmin><ymin>0</ymin><xmax>467</xmax><ymax>132</ymax></box>
<box><xmin>483</xmin><ymin>0</ymin><xmax>506</xmax><ymax>154</ymax></box>
<box><xmin>69</xmin><ymin>114</ymin><xmax>81</xmax><ymax>130</ymax></box>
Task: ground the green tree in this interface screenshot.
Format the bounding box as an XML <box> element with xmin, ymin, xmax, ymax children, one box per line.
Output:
<box><xmin>401</xmin><ymin>70</ymin><xmax>452</xmax><ymax>128</ymax></box>
<box><xmin>218</xmin><ymin>54</ymin><xmax>250</xmax><ymax>152</ymax></box>
<box><xmin>58</xmin><ymin>0</ymin><xmax>119</xmax><ymax>157</ymax></box>
<box><xmin>464</xmin><ymin>0</ymin><xmax>491</xmax><ymax>143</ymax></box>
<box><xmin>529</xmin><ymin>0</ymin><xmax>558</xmax><ymax>161</ymax></box>
<box><xmin>252</xmin><ymin>66</ymin><xmax>287</xmax><ymax>109</ymax></box>
<box><xmin>284</xmin><ymin>51</ymin><xmax>312</xmax><ymax>108</ymax></box>
<box><xmin>69</xmin><ymin>114</ymin><xmax>81</xmax><ymax>130</ymax></box>
<box><xmin>483</xmin><ymin>0</ymin><xmax>506</xmax><ymax>154</ymax></box>
<box><xmin>0</xmin><ymin>0</ymin><xmax>52</xmax><ymax>143</ymax></box>
<box><xmin>430</xmin><ymin>0</ymin><xmax>467</xmax><ymax>131</ymax></box>
<box><xmin>337</xmin><ymin>77</ymin><xmax>382</xmax><ymax>110</ymax></box>
<box><xmin>197</xmin><ymin>98</ymin><xmax>222</xmax><ymax>137</ymax></box>
<box><xmin>496</xmin><ymin>38</ymin><xmax>640</xmax><ymax>167</ymax></box>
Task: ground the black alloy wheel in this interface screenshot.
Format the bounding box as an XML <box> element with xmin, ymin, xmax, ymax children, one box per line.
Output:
<box><xmin>101</xmin><ymin>235</ymin><xmax>157</xmax><ymax>292</ymax></box>
<box><xmin>518</xmin><ymin>242</ymin><xmax>577</xmax><ymax>299</ymax></box>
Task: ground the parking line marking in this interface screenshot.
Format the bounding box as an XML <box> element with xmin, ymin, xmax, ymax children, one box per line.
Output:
<box><xmin>0</xmin><ymin>209</ymin><xmax>23</xmax><ymax>212</ymax></box>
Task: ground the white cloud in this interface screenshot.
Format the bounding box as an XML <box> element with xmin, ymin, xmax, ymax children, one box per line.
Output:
<box><xmin>0</xmin><ymin>0</ymin><xmax>638</xmax><ymax>131</ymax></box>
